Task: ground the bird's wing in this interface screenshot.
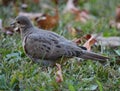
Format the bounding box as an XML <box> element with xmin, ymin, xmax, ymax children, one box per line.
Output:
<box><xmin>24</xmin><ymin>31</ymin><xmax>79</xmax><ymax>61</ymax></box>
<box><xmin>24</xmin><ymin>29</ymin><xmax>109</xmax><ymax>62</ymax></box>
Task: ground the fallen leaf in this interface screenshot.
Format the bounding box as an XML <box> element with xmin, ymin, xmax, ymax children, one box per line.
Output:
<box><xmin>73</xmin><ymin>0</ymin><xmax>79</xmax><ymax>6</ymax></box>
<box><xmin>55</xmin><ymin>63</ymin><xmax>63</xmax><ymax>83</ymax></box>
<box><xmin>73</xmin><ymin>37</ymin><xmax>82</xmax><ymax>44</ymax></box>
<box><xmin>72</xmin><ymin>9</ymin><xmax>91</xmax><ymax>23</ymax></box>
<box><xmin>63</xmin><ymin>0</ymin><xmax>93</xmax><ymax>23</ymax></box>
<box><xmin>116</xmin><ymin>22</ymin><xmax>120</xmax><ymax>29</ymax></box>
<box><xmin>115</xmin><ymin>6</ymin><xmax>120</xmax><ymax>22</ymax></box>
<box><xmin>109</xmin><ymin>20</ymin><xmax>116</xmax><ymax>28</ymax></box>
<box><xmin>73</xmin><ymin>34</ymin><xmax>91</xmax><ymax>45</ymax></box>
<box><xmin>33</xmin><ymin>0</ymin><xmax>40</xmax><ymax>4</ymax></box>
<box><xmin>83</xmin><ymin>35</ymin><xmax>97</xmax><ymax>51</ymax></box>
<box><xmin>35</xmin><ymin>9</ymin><xmax>59</xmax><ymax>30</ymax></box>
<box><xmin>1</xmin><ymin>0</ymin><xmax>13</xmax><ymax>6</ymax></box>
<box><xmin>1</xmin><ymin>27</ymin><xmax>14</xmax><ymax>35</ymax></box>
<box><xmin>116</xmin><ymin>56</ymin><xmax>120</xmax><ymax>65</ymax></box>
<box><xmin>109</xmin><ymin>20</ymin><xmax>120</xmax><ymax>30</ymax></box>
<box><xmin>83</xmin><ymin>34</ymin><xmax>91</xmax><ymax>40</ymax></box>
<box><xmin>67</xmin><ymin>25</ymin><xmax>83</xmax><ymax>37</ymax></box>
<box><xmin>67</xmin><ymin>26</ymin><xmax>78</xmax><ymax>37</ymax></box>
<box><xmin>51</xmin><ymin>0</ymin><xmax>59</xmax><ymax>5</ymax></box>
<box><xmin>109</xmin><ymin>6</ymin><xmax>120</xmax><ymax>29</ymax></box>
<box><xmin>1</xmin><ymin>26</ymin><xmax>20</xmax><ymax>35</ymax></box>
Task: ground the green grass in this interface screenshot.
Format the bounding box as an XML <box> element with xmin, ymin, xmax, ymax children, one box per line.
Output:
<box><xmin>0</xmin><ymin>0</ymin><xmax>120</xmax><ymax>91</ymax></box>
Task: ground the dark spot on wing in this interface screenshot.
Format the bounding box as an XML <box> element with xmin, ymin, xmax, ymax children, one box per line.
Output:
<box><xmin>46</xmin><ymin>47</ymin><xmax>50</xmax><ymax>50</ymax></box>
<box><xmin>75</xmin><ymin>50</ymin><xmax>83</xmax><ymax>57</ymax></box>
<box><xmin>46</xmin><ymin>50</ymin><xmax>49</xmax><ymax>52</ymax></box>
<box><xmin>42</xmin><ymin>44</ymin><xmax>51</xmax><ymax>50</ymax></box>
<box><xmin>56</xmin><ymin>50</ymin><xmax>59</xmax><ymax>53</ymax></box>
<box><xmin>78</xmin><ymin>46</ymin><xmax>87</xmax><ymax>50</ymax></box>
<box><xmin>42</xmin><ymin>44</ymin><xmax>47</xmax><ymax>47</ymax></box>
<box><xmin>56</xmin><ymin>45</ymin><xmax>61</xmax><ymax>48</ymax></box>
<box><xmin>50</xmin><ymin>39</ymin><xmax>58</xmax><ymax>44</ymax></box>
<box><xmin>66</xmin><ymin>50</ymin><xmax>74</xmax><ymax>57</ymax></box>
<box><xmin>32</xmin><ymin>37</ymin><xmax>41</xmax><ymax>41</ymax></box>
<box><xmin>31</xmin><ymin>36</ymin><xmax>52</xmax><ymax>45</ymax></box>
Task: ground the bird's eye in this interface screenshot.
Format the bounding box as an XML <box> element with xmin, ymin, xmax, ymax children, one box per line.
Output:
<box><xmin>17</xmin><ymin>21</ymin><xmax>20</xmax><ymax>24</ymax></box>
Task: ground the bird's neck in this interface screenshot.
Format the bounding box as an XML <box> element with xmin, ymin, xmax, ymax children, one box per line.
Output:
<box><xmin>20</xmin><ymin>26</ymin><xmax>33</xmax><ymax>40</ymax></box>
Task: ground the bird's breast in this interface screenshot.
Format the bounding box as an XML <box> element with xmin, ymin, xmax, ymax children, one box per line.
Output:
<box><xmin>22</xmin><ymin>36</ymin><xmax>29</xmax><ymax>55</ymax></box>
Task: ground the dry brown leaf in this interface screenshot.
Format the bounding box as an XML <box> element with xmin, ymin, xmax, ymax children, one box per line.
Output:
<box><xmin>72</xmin><ymin>9</ymin><xmax>91</xmax><ymax>23</ymax></box>
<box><xmin>55</xmin><ymin>63</ymin><xmax>63</xmax><ymax>83</ymax></box>
<box><xmin>83</xmin><ymin>35</ymin><xmax>97</xmax><ymax>51</ymax></box>
<box><xmin>64</xmin><ymin>0</ymin><xmax>92</xmax><ymax>23</ymax></box>
<box><xmin>35</xmin><ymin>9</ymin><xmax>59</xmax><ymax>30</ymax></box>
<box><xmin>109</xmin><ymin>20</ymin><xmax>116</xmax><ymax>28</ymax></box>
<box><xmin>115</xmin><ymin>6</ymin><xmax>120</xmax><ymax>22</ymax></box>
<box><xmin>116</xmin><ymin>60</ymin><xmax>120</xmax><ymax>65</ymax></box>
<box><xmin>73</xmin><ymin>38</ymin><xmax>82</xmax><ymax>44</ymax></box>
<box><xmin>83</xmin><ymin>34</ymin><xmax>91</xmax><ymax>40</ymax></box>
<box><xmin>1</xmin><ymin>25</ymin><xmax>20</xmax><ymax>35</ymax></box>
<box><xmin>0</xmin><ymin>18</ymin><xmax>20</xmax><ymax>35</ymax></box>
<box><xmin>1</xmin><ymin>27</ymin><xmax>14</xmax><ymax>35</ymax></box>
<box><xmin>67</xmin><ymin>25</ymin><xmax>83</xmax><ymax>37</ymax></box>
<box><xmin>63</xmin><ymin>0</ymin><xmax>92</xmax><ymax>23</ymax></box>
<box><xmin>51</xmin><ymin>0</ymin><xmax>59</xmax><ymax>5</ymax></box>
<box><xmin>67</xmin><ymin>26</ymin><xmax>78</xmax><ymax>37</ymax></box>
<box><xmin>33</xmin><ymin>0</ymin><xmax>40</xmax><ymax>4</ymax></box>
<box><xmin>73</xmin><ymin>34</ymin><xmax>94</xmax><ymax>50</ymax></box>
<box><xmin>73</xmin><ymin>34</ymin><xmax>91</xmax><ymax>45</ymax></box>
<box><xmin>109</xmin><ymin>20</ymin><xmax>120</xmax><ymax>29</ymax></box>
<box><xmin>1</xmin><ymin>0</ymin><xmax>14</xmax><ymax>6</ymax></box>
<box><xmin>109</xmin><ymin>6</ymin><xmax>120</xmax><ymax>29</ymax></box>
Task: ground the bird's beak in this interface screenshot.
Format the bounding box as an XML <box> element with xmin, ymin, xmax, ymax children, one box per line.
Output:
<box><xmin>10</xmin><ymin>21</ymin><xmax>17</xmax><ymax>28</ymax></box>
<box><xmin>10</xmin><ymin>21</ymin><xmax>19</xmax><ymax>31</ymax></box>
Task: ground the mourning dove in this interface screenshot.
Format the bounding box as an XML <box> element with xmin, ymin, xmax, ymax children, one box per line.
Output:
<box><xmin>11</xmin><ymin>16</ymin><xmax>109</xmax><ymax>66</ymax></box>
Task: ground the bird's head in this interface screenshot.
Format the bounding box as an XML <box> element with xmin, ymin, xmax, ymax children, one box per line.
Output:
<box><xmin>11</xmin><ymin>16</ymin><xmax>33</xmax><ymax>30</ymax></box>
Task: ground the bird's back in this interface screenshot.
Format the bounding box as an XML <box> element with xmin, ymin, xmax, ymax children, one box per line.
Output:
<box><xmin>23</xmin><ymin>27</ymin><xmax>79</xmax><ymax>61</ymax></box>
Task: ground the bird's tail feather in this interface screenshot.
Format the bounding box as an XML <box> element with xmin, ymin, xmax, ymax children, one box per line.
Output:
<box><xmin>79</xmin><ymin>51</ymin><xmax>109</xmax><ymax>61</ymax></box>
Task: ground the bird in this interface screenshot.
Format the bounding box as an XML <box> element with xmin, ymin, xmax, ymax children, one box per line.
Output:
<box><xmin>11</xmin><ymin>15</ymin><xmax>109</xmax><ymax>66</ymax></box>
